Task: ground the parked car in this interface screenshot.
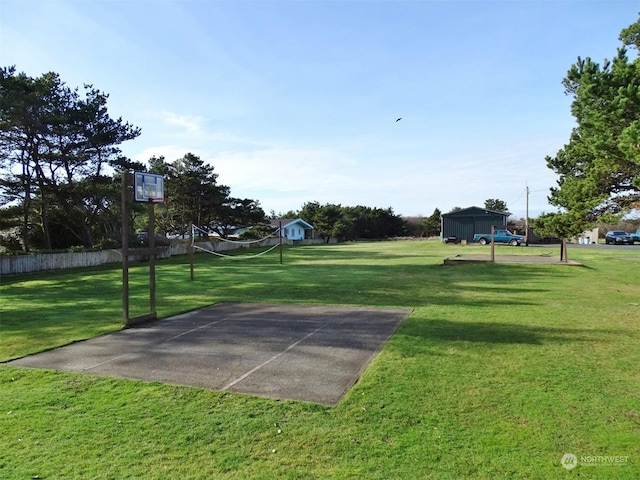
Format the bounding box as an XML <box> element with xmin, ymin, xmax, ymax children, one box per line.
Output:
<box><xmin>630</xmin><ymin>229</ymin><xmax>640</xmax><ymax>244</ymax></box>
<box><xmin>473</xmin><ymin>229</ymin><xmax>524</xmax><ymax>246</ymax></box>
<box><xmin>604</xmin><ymin>230</ymin><xmax>634</xmax><ymax>245</ymax></box>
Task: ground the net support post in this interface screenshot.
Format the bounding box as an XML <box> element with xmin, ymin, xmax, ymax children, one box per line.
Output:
<box><xmin>490</xmin><ymin>225</ymin><xmax>495</xmax><ymax>262</ymax></box>
<box><xmin>190</xmin><ymin>223</ymin><xmax>195</xmax><ymax>281</ymax></box>
<box><xmin>279</xmin><ymin>221</ymin><xmax>283</xmax><ymax>265</ymax></box>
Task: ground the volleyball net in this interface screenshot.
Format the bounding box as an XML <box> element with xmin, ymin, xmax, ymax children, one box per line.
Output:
<box><xmin>190</xmin><ymin>224</ymin><xmax>281</xmax><ymax>259</ymax></box>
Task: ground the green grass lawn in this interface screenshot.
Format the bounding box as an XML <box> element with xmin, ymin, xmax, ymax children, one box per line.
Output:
<box><xmin>1</xmin><ymin>241</ymin><xmax>639</xmax><ymax>479</ymax></box>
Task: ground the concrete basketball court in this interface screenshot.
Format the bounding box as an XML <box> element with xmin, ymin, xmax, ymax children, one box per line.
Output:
<box><xmin>9</xmin><ymin>303</ymin><xmax>412</xmax><ymax>405</ymax></box>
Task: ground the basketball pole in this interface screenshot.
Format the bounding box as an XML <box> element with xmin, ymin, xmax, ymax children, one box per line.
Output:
<box><xmin>122</xmin><ymin>171</ymin><xmax>160</xmax><ymax>326</ymax></box>
<box><xmin>148</xmin><ymin>199</ymin><xmax>157</xmax><ymax>319</ymax></box>
<box><xmin>121</xmin><ymin>171</ymin><xmax>130</xmax><ymax>323</ymax></box>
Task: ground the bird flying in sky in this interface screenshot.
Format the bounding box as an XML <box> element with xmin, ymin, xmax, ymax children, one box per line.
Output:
<box><xmin>396</xmin><ymin>118</ymin><xmax>402</xmax><ymax>122</ymax></box>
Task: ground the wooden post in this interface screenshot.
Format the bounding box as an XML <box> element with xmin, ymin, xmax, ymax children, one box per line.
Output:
<box><xmin>148</xmin><ymin>200</ymin><xmax>156</xmax><ymax>317</ymax></box>
<box><xmin>490</xmin><ymin>225</ymin><xmax>495</xmax><ymax>262</ymax></box>
<box><xmin>190</xmin><ymin>223</ymin><xmax>195</xmax><ymax>281</ymax></box>
<box><xmin>279</xmin><ymin>221</ymin><xmax>283</xmax><ymax>265</ymax></box>
<box><xmin>122</xmin><ymin>171</ymin><xmax>162</xmax><ymax>326</ymax></box>
<box><xmin>525</xmin><ymin>185</ymin><xmax>530</xmax><ymax>246</ymax></box>
<box><xmin>121</xmin><ymin>171</ymin><xmax>130</xmax><ymax>324</ymax></box>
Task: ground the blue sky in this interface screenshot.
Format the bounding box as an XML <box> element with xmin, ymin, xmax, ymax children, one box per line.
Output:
<box><xmin>2</xmin><ymin>0</ymin><xmax>638</xmax><ymax>218</ymax></box>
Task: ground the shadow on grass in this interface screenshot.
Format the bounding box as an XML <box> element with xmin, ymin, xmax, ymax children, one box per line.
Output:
<box><xmin>2</xmin><ymin>258</ymin><xmax>569</xmax><ymax>334</ymax></box>
<box><xmin>392</xmin><ymin>318</ymin><xmax>640</xmax><ymax>354</ymax></box>
<box><xmin>0</xmin><ymin>245</ymin><xmax>581</xmax><ymax>360</ymax></box>
<box><xmin>181</xmin><ymin>262</ymin><xmax>568</xmax><ymax>310</ymax></box>
<box><xmin>393</xmin><ymin>318</ymin><xmax>632</xmax><ymax>347</ymax></box>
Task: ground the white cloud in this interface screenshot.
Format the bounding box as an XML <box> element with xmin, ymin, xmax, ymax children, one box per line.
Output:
<box><xmin>212</xmin><ymin>146</ymin><xmax>357</xmax><ymax>191</ymax></box>
<box><xmin>127</xmin><ymin>131</ymin><xmax>561</xmax><ymax>217</ymax></box>
<box><xmin>158</xmin><ymin>111</ymin><xmax>205</xmax><ymax>135</ymax></box>
<box><xmin>133</xmin><ymin>145</ymin><xmax>192</xmax><ymax>163</ymax></box>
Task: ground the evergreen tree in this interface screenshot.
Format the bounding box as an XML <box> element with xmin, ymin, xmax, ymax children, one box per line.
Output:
<box><xmin>541</xmin><ymin>16</ymin><xmax>640</xmax><ymax>237</ymax></box>
<box><xmin>0</xmin><ymin>67</ymin><xmax>140</xmax><ymax>249</ymax></box>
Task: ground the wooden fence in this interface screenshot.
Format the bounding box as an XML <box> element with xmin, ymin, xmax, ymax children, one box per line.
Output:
<box><xmin>1</xmin><ymin>238</ymin><xmax>329</xmax><ymax>276</ymax></box>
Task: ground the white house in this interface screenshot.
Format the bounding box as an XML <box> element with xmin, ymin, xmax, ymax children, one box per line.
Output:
<box><xmin>270</xmin><ymin>218</ymin><xmax>314</xmax><ymax>241</ymax></box>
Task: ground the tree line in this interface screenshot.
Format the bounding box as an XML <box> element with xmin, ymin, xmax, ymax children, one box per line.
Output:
<box><xmin>4</xmin><ymin>13</ymin><xmax>638</xmax><ymax>252</ymax></box>
<box><xmin>0</xmin><ymin>67</ymin><xmax>269</xmax><ymax>252</ymax></box>
<box><xmin>296</xmin><ymin>203</ymin><xmax>443</xmax><ymax>241</ymax></box>
<box><xmin>280</xmin><ymin>202</ymin><xmax>424</xmax><ymax>242</ymax></box>
<box><xmin>0</xmin><ymin>65</ymin><xmax>550</xmax><ymax>253</ymax></box>
<box><xmin>0</xmin><ymin>67</ymin><xmax>141</xmax><ymax>251</ymax></box>
<box><xmin>0</xmin><ymin>66</ymin><xmax>425</xmax><ymax>252</ymax></box>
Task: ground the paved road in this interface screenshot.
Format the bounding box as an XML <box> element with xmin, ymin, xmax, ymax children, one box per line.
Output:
<box><xmin>567</xmin><ymin>243</ymin><xmax>640</xmax><ymax>251</ymax></box>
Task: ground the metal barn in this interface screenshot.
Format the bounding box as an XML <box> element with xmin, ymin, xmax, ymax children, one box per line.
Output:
<box><xmin>440</xmin><ymin>207</ymin><xmax>509</xmax><ymax>243</ymax></box>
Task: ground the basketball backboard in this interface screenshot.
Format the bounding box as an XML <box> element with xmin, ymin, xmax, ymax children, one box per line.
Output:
<box><xmin>134</xmin><ymin>172</ymin><xmax>164</xmax><ymax>202</ymax></box>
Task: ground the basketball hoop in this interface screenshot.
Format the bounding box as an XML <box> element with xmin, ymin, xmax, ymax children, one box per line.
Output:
<box><xmin>134</xmin><ymin>172</ymin><xmax>164</xmax><ymax>203</ymax></box>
